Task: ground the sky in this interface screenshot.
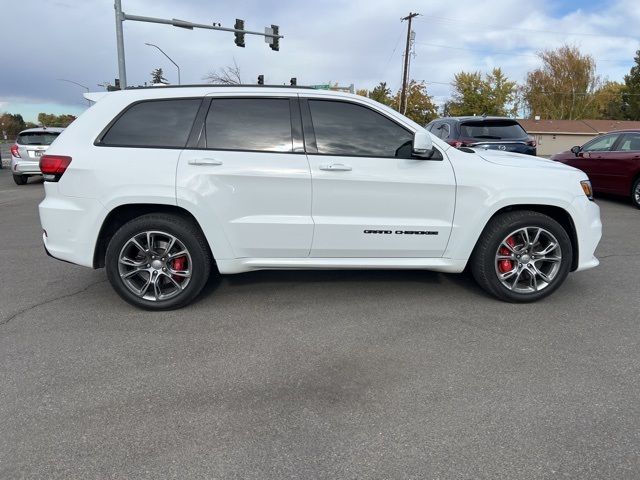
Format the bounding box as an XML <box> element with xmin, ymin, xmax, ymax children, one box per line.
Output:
<box><xmin>1</xmin><ymin>0</ymin><xmax>639</xmax><ymax>122</ymax></box>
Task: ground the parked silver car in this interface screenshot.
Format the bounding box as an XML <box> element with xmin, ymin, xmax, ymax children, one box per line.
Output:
<box><xmin>10</xmin><ymin>127</ymin><xmax>64</xmax><ymax>185</ymax></box>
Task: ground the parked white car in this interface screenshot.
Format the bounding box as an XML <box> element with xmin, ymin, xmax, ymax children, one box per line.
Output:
<box><xmin>10</xmin><ymin>127</ymin><xmax>64</xmax><ymax>185</ymax></box>
<box><xmin>38</xmin><ymin>86</ymin><xmax>601</xmax><ymax>309</ymax></box>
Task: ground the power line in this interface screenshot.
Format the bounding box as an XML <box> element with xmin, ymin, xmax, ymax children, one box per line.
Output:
<box><xmin>416</xmin><ymin>42</ymin><xmax>538</xmax><ymax>59</ymax></box>
<box><xmin>416</xmin><ymin>14</ymin><xmax>637</xmax><ymax>40</ymax></box>
<box><xmin>415</xmin><ymin>42</ymin><xmax>623</xmax><ymax>63</ymax></box>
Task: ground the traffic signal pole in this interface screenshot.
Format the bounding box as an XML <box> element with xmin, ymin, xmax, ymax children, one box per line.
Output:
<box><xmin>113</xmin><ymin>0</ymin><xmax>283</xmax><ymax>89</ymax></box>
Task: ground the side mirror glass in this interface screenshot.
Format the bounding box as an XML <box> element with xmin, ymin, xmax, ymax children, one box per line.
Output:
<box><xmin>570</xmin><ymin>145</ymin><xmax>582</xmax><ymax>156</ymax></box>
<box><xmin>413</xmin><ymin>130</ymin><xmax>434</xmax><ymax>159</ymax></box>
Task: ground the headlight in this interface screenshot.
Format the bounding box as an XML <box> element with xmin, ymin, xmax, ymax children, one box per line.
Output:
<box><xmin>580</xmin><ymin>180</ymin><xmax>594</xmax><ymax>200</ymax></box>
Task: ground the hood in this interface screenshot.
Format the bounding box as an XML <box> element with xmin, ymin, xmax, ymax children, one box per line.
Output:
<box><xmin>474</xmin><ymin>148</ymin><xmax>578</xmax><ymax>172</ymax></box>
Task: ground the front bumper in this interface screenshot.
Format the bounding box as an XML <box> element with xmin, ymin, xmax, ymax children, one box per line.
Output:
<box><xmin>571</xmin><ymin>195</ymin><xmax>602</xmax><ymax>272</ymax></box>
<box><xmin>11</xmin><ymin>157</ymin><xmax>41</xmax><ymax>175</ymax></box>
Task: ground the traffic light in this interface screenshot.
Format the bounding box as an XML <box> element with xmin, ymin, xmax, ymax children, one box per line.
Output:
<box><xmin>257</xmin><ymin>74</ymin><xmax>264</xmax><ymax>85</ymax></box>
<box><xmin>270</xmin><ymin>25</ymin><xmax>279</xmax><ymax>51</ymax></box>
<box><xmin>234</xmin><ymin>19</ymin><xmax>245</xmax><ymax>48</ymax></box>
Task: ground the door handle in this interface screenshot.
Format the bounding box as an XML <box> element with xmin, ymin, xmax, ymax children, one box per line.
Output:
<box><xmin>319</xmin><ymin>163</ymin><xmax>352</xmax><ymax>171</ymax></box>
<box><xmin>188</xmin><ymin>158</ymin><xmax>223</xmax><ymax>166</ymax></box>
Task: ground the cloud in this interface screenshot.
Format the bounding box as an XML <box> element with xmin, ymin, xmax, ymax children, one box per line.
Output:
<box><xmin>1</xmin><ymin>0</ymin><xmax>637</xmax><ymax>118</ymax></box>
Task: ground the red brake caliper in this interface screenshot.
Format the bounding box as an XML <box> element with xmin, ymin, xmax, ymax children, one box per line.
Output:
<box><xmin>171</xmin><ymin>256</ymin><xmax>186</xmax><ymax>282</ymax></box>
<box><xmin>498</xmin><ymin>236</ymin><xmax>516</xmax><ymax>273</ymax></box>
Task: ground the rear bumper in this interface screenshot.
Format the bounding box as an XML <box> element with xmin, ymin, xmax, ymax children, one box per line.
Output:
<box><xmin>11</xmin><ymin>157</ymin><xmax>41</xmax><ymax>175</ymax></box>
<box><xmin>571</xmin><ymin>195</ymin><xmax>602</xmax><ymax>272</ymax></box>
<box><xmin>39</xmin><ymin>183</ymin><xmax>105</xmax><ymax>268</ymax></box>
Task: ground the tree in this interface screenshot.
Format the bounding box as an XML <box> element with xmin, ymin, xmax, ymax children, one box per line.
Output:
<box><xmin>204</xmin><ymin>59</ymin><xmax>242</xmax><ymax>85</ymax></box>
<box><xmin>594</xmin><ymin>81</ymin><xmax>626</xmax><ymax>120</ymax></box>
<box><xmin>446</xmin><ymin>68</ymin><xmax>517</xmax><ymax>117</ymax></box>
<box><xmin>392</xmin><ymin>80</ymin><xmax>437</xmax><ymax>125</ymax></box>
<box><xmin>150</xmin><ymin>68</ymin><xmax>167</xmax><ymax>85</ymax></box>
<box><xmin>369</xmin><ymin>82</ymin><xmax>393</xmax><ymax>106</ymax></box>
<box><xmin>37</xmin><ymin>113</ymin><xmax>76</xmax><ymax>127</ymax></box>
<box><xmin>523</xmin><ymin>45</ymin><xmax>602</xmax><ymax>120</ymax></box>
<box><xmin>623</xmin><ymin>49</ymin><xmax>640</xmax><ymax>120</ymax></box>
<box><xmin>0</xmin><ymin>113</ymin><xmax>26</xmax><ymax>139</ymax></box>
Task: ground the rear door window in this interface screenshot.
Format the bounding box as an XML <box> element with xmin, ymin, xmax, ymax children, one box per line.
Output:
<box><xmin>460</xmin><ymin>120</ymin><xmax>527</xmax><ymax>140</ymax></box>
<box><xmin>204</xmin><ymin>98</ymin><xmax>293</xmax><ymax>152</ymax></box>
<box><xmin>17</xmin><ymin>132</ymin><xmax>60</xmax><ymax>145</ymax></box>
<box><xmin>100</xmin><ymin>98</ymin><xmax>201</xmax><ymax>148</ymax></box>
<box><xmin>616</xmin><ymin>133</ymin><xmax>640</xmax><ymax>151</ymax></box>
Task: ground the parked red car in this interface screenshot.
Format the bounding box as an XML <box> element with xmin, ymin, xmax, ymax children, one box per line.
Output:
<box><xmin>551</xmin><ymin>130</ymin><xmax>640</xmax><ymax>208</ymax></box>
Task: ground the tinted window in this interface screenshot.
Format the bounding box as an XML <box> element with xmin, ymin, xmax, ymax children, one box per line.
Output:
<box><xmin>205</xmin><ymin>98</ymin><xmax>292</xmax><ymax>152</ymax></box>
<box><xmin>460</xmin><ymin>120</ymin><xmax>527</xmax><ymax>140</ymax></box>
<box><xmin>101</xmin><ymin>99</ymin><xmax>201</xmax><ymax>147</ymax></box>
<box><xmin>437</xmin><ymin>123</ymin><xmax>450</xmax><ymax>139</ymax></box>
<box><xmin>616</xmin><ymin>133</ymin><xmax>640</xmax><ymax>151</ymax></box>
<box><xmin>17</xmin><ymin>132</ymin><xmax>60</xmax><ymax>145</ymax></box>
<box><xmin>583</xmin><ymin>134</ymin><xmax>618</xmax><ymax>152</ymax></box>
<box><xmin>308</xmin><ymin>100</ymin><xmax>413</xmax><ymax>157</ymax></box>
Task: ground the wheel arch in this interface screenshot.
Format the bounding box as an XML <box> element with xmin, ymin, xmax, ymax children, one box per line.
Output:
<box><xmin>93</xmin><ymin>203</ymin><xmax>214</xmax><ymax>268</ymax></box>
<box><xmin>475</xmin><ymin>204</ymin><xmax>580</xmax><ymax>272</ymax></box>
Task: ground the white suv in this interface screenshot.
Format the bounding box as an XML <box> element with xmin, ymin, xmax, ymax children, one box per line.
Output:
<box><xmin>38</xmin><ymin>86</ymin><xmax>602</xmax><ymax>309</ymax></box>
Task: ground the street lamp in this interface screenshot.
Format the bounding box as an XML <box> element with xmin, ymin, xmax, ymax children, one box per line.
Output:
<box><xmin>57</xmin><ymin>79</ymin><xmax>91</xmax><ymax>105</ymax></box>
<box><xmin>144</xmin><ymin>42</ymin><xmax>180</xmax><ymax>85</ymax></box>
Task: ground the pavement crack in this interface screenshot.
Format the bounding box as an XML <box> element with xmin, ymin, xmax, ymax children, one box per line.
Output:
<box><xmin>598</xmin><ymin>253</ymin><xmax>640</xmax><ymax>259</ymax></box>
<box><xmin>0</xmin><ymin>279</ymin><xmax>107</xmax><ymax>327</ymax></box>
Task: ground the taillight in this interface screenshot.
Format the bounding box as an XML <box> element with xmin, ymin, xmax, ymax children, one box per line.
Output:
<box><xmin>10</xmin><ymin>144</ymin><xmax>20</xmax><ymax>158</ymax></box>
<box><xmin>39</xmin><ymin>155</ymin><xmax>72</xmax><ymax>182</ymax></box>
<box><xmin>447</xmin><ymin>140</ymin><xmax>465</xmax><ymax>148</ymax></box>
<box><xmin>527</xmin><ymin>137</ymin><xmax>537</xmax><ymax>147</ymax></box>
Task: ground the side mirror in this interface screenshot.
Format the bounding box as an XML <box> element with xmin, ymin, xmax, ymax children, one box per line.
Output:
<box><xmin>570</xmin><ymin>145</ymin><xmax>582</xmax><ymax>156</ymax></box>
<box><xmin>412</xmin><ymin>130</ymin><xmax>434</xmax><ymax>159</ymax></box>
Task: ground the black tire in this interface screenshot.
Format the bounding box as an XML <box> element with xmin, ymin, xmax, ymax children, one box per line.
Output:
<box><xmin>470</xmin><ymin>211</ymin><xmax>572</xmax><ymax>302</ymax></box>
<box><xmin>632</xmin><ymin>177</ymin><xmax>640</xmax><ymax>209</ymax></box>
<box><xmin>105</xmin><ymin>213</ymin><xmax>212</xmax><ymax>310</ymax></box>
<box><xmin>13</xmin><ymin>174</ymin><xmax>28</xmax><ymax>185</ymax></box>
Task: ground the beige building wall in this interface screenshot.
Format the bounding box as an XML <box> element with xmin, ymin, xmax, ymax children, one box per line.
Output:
<box><xmin>530</xmin><ymin>133</ymin><xmax>595</xmax><ymax>157</ymax></box>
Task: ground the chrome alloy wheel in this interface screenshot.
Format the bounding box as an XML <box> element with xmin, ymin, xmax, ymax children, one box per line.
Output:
<box><xmin>634</xmin><ymin>182</ymin><xmax>640</xmax><ymax>205</ymax></box>
<box><xmin>494</xmin><ymin>227</ymin><xmax>562</xmax><ymax>294</ymax></box>
<box><xmin>117</xmin><ymin>230</ymin><xmax>192</xmax><ymax>301</ymax></box>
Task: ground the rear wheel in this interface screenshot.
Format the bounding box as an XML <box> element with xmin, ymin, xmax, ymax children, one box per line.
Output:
<box><xmin>13</xmin><ymin>174</ymin><xmax>28</xmax><ymax>185</ymax></box>
<box><xmin>105</xmin><ymin>214</ymin><xmax>211</xmax><ymax>310</ymax></box>
<box><xmin>632</xmin><ymin>178</ymin><xmax>640</xmax><ymax>209</ymax></box>
<box><xmin>471</xmin><ymin>211</ymin><xmax>572</xmax><ymax>302</ymax></box>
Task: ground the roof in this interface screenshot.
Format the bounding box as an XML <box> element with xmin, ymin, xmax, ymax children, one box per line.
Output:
<box><xmin>125</xmin><ymin>83</ymin><xmax>317</xmax><ymax>90</ymax></box>
<box><xmin>581</xmin><ymin>119</ymin><xmax>640</xmax><ymax>134</ymax></box>
<box><xmin>518</xmin><ymin>118</ymin><xmax>640</xmax><ymax>135</ymax></box>
<box><xmin>438</xmin><ymin>116</ymin><xmax>514</xmax><ymax>122</ymax></box>
<box><xmin>19</xmin><ymin>127</ymin><xmax>65</xmax><ymax>134</ymax></box>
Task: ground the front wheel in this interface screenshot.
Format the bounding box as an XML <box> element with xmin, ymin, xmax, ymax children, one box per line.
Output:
<box><xmin>471</xmin><ymin>211</ymin><xmax>573</xmax><ymax>302</ymax></box>
<box><xmin>105</xmin><ymin>214</ymin><xmax>212</xmax><ymax>310</ymax></box>
<box><xmin>13</xmin><ymin>174</ymin><xmax>28</xmax><ymax>185</ymax></box>
<box><xmin>632</xmin><ymin>178</ymin><xmax>640</xmax><ymax>209</ymax></box>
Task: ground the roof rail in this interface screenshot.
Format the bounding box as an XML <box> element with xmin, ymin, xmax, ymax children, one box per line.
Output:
<box><xmin>124</xmin><ymin>83</ymin><xmax>319</xmax><ymax>90</ymax></box>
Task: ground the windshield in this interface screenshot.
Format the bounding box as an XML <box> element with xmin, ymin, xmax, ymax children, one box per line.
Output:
<box><xmin>460</xmin><ymin>121</ymin><xmax>527</xmax><ymax>140</ymax></box>
<box><xmin>17</xmin><ymin>132</ymin><xmax>60</xmax><ymax>146</ymax></box>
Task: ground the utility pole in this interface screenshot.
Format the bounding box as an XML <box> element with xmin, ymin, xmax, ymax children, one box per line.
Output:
<box><xmin>113</xmin><ymin>0</ymin><xmax>283</xmax><ymax>89</ymax></box>
<box><xmin>399</xmin><ymin>12</ymin><xmax>419</xmax><ymax>114</ymax></box>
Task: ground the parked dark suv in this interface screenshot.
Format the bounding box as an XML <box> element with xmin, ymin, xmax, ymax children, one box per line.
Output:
<box><xmin>426</xmin><ymin>116</ymin><xmax>537</xmax><ymax>156</ymax></box>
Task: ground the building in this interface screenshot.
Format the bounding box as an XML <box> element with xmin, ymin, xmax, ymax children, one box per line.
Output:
<box><xmin>518</xmin><ymin>119</ymin><xmax>640</xmax><ymax>157</ymax></box>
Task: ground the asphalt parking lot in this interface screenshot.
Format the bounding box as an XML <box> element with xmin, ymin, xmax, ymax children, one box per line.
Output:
<box><xmin>1</xmin><ymin>168</ymin><xmax>639</xmax><ymax>479</ymax></box>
